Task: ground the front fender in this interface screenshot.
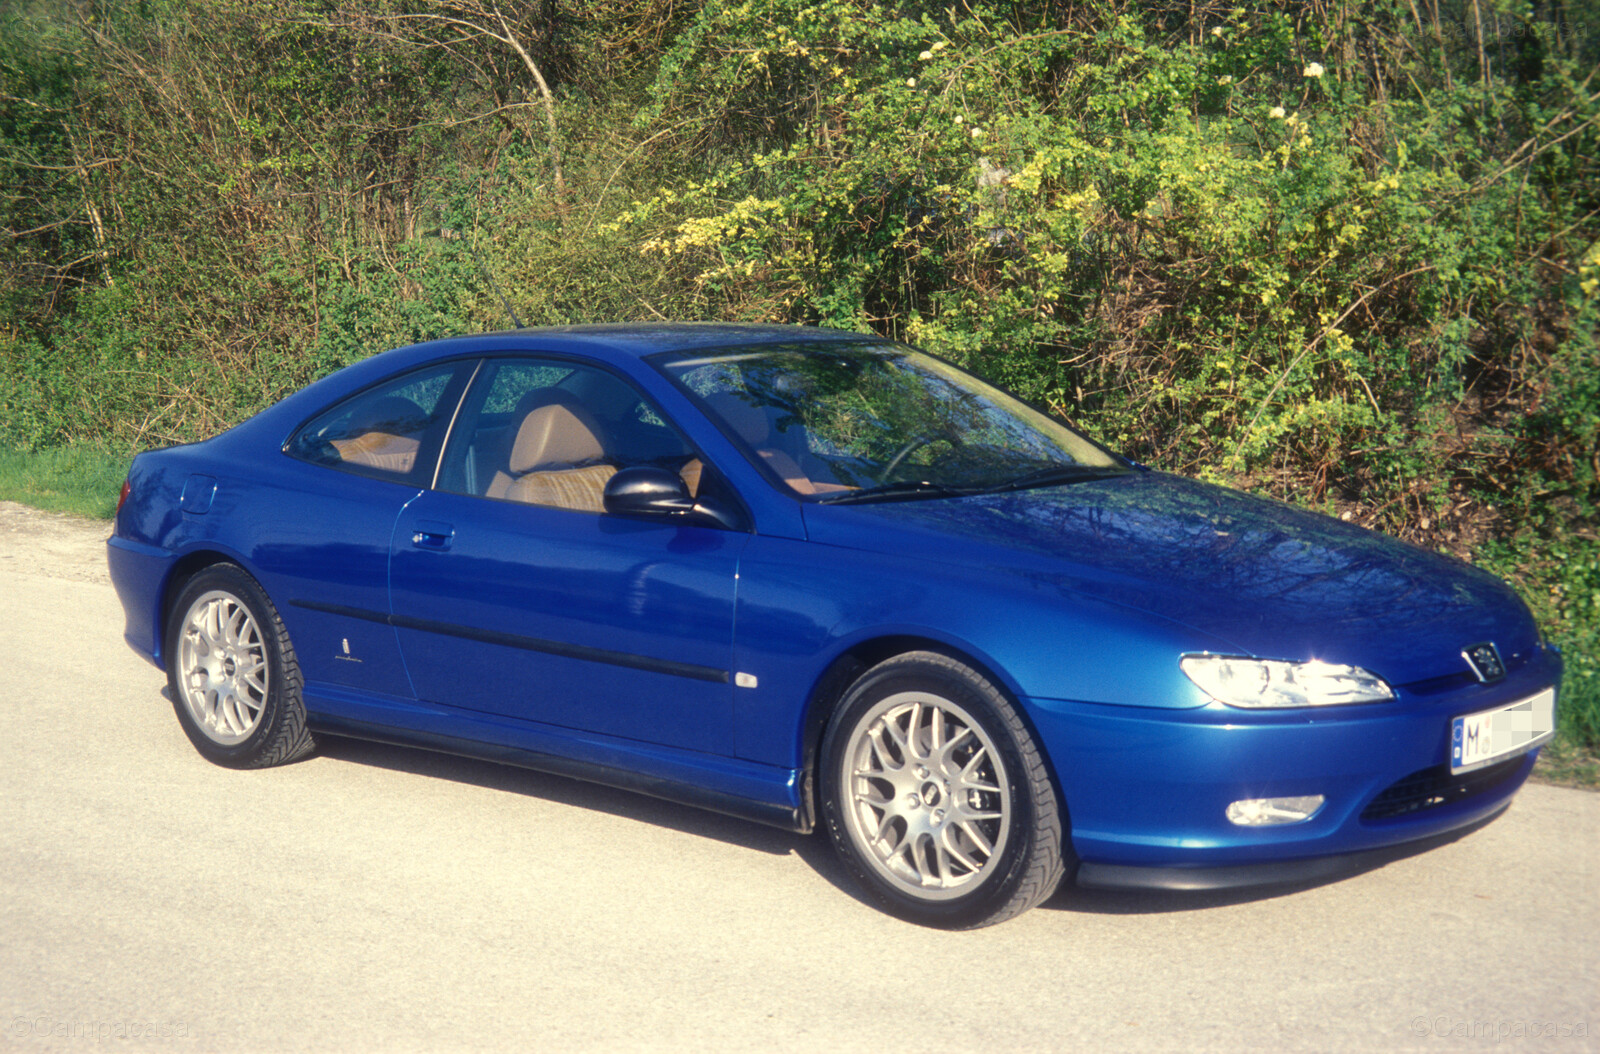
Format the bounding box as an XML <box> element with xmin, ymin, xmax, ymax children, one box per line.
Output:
<box><xmin>730</xmin><ymin>535</ymin><xmax>1228</xmax><ymax>768</ymax></box>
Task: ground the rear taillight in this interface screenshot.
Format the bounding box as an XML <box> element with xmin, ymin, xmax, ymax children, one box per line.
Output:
<box><xmin>117</xmin><ymin>477</ymin><xmax>131</xmax><ymax>516</ymax></box>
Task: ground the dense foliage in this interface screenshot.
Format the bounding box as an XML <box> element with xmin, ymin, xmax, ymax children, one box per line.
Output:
<box><xmin>2</xmin><ymin>0</ymin><xmax>1596</xmax><ymax>746</ymax></box>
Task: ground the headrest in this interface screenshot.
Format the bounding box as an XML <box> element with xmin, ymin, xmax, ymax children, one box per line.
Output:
<box><xmin>508</xmin><ymin>391</ymin><xmax>608</xmax><ymax>473</ymax></box>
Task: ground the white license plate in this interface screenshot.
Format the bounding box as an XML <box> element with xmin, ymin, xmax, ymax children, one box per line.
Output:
<box><xmin>1450</xmin><ymin>688</ymin><xmax>1556</xmax><ymax>774</ymax></box>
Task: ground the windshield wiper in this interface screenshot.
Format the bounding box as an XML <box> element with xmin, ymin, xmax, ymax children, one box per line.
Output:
<box><xmin>814</xmin><ymin>480</ymin><xmax>975</xmax><ymax>505</ymax></box>
<box><xmin>975</xmin><ymin>464</ymin><xmax>1129</xmax><ymax>494</ymax></box>
<box><xmin>816</xmin><ymin>464</ymin><xmax>1129</xmax><ymax>504</ymax></box>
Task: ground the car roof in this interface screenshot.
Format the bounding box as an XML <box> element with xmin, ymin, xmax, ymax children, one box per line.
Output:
<box><xmin>408</xmin><ymin>323</ymin><xmax>885</xmax><ymax>361</ymax></box>
<box><xmin>210</xmin><ymin>323</ymin><xmax>892</xmax><ymax>451</ymax></box>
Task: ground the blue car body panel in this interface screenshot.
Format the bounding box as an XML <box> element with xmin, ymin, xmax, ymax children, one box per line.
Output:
<box><xmin>388</xmin><ymin>490</ymin><xmax>743</xmax><ymax>755</ymax></box>
<box><xmin>107</xmin><ymin>324</ymin><xmax>1561</xmax><ymax>887</ymax></box>
<box><xmin>798</xmin><ymin>473</ymin><xmax>1543</xmax><ymax>691</ymax></box>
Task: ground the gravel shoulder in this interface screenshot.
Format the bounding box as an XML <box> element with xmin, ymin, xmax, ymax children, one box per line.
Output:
<box><xmin>0</xmin><ymin>500</ymin><xmax>111</xmax><ymax>583</ymax></box>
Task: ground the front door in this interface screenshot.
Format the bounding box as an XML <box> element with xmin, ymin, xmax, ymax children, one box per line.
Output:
<box><xmin>387</xmin><ymin>356</ymin><xmax>745</xmax><ymax>755</ymax></box>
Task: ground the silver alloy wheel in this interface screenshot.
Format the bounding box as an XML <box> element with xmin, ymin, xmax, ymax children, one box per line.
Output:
<box><xmin>175</xmin><ymin>589</ymin><xmax>269</xmax><ymax>746</ymax></box>
<box><xmin>840</xmin><ymin>690</ymin><xmax>1012</xmax><ymax>900</ymax></box>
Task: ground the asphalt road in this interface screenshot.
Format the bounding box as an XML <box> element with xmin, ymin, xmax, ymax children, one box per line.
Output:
<box><xmin>0</xmin><ymin>505</ymin><xmax>1595</xmax><ymax>1052</ymax></box>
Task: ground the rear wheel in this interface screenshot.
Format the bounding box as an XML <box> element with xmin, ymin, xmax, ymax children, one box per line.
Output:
<box><xmin>820</xmin><ymin>651</ymin><xmax>1067</xmax><ymax>927</ymax></box>
<box><xmin>165</xmin><ymin>564</ymin><xmax>314</xmax><ymax>768</ymax></box>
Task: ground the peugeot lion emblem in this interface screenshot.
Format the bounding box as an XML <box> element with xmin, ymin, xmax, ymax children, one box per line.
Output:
<box><xmin>1462</xmin><ymin>642</ymin><xmax>1506</xmax><ymax>683</ymax></box>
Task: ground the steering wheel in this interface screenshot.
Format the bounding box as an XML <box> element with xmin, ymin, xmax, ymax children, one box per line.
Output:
<box><xmin>876</xmin><ymin>436</ymin><xmax>956</xmax><ymax>484</ymax></box>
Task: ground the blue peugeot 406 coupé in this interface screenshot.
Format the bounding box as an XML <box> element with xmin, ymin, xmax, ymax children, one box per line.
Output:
<box><xmin>108</xmin><ymin>324</ymin><xmax>1560</xmax><ymax>927</ymax></box>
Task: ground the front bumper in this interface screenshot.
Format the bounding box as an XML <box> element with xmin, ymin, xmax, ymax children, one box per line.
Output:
<box><xmin>1074</xmin><ymin>794</ymin><xmax>1516</xmax><ymax>891</ymax></box>
<box><xmin>1029</xmin><ymin>644</ymin><xmax>1560</xmax><ymax>888</ymax></box>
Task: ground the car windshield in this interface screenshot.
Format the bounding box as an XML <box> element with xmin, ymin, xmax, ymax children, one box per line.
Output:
<box><xmin>655</xmin><ymin>342</ymin><xmax>1126</xmax><ymax>501</ymax></box>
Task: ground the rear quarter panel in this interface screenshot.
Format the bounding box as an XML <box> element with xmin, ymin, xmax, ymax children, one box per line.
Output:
<box><xmin>112</xmin><ymin>438</ymin><xmax>419</xmax><ymax>701</ymax></box>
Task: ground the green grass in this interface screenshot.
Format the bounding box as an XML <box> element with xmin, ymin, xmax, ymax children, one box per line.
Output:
<box><xmin>0</xmin><ymin>443</ymin><xmax>133</xmax><ymax>519</ymax></box>
<box><xmin>1532</xmin><ymin>737</ymin><xmax>1600</xmax><ymax>790</ymax></box>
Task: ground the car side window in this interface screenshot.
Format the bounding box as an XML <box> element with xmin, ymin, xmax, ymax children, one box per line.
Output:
<box><xmin>437</xmin><ymin>358</ymin><xmax>711</xmax><ymax>514</ymax></box>
<box><xmin>285</xmin><ymin>363</ymin><xmax>466</xmax><ymax>483</ymax></box>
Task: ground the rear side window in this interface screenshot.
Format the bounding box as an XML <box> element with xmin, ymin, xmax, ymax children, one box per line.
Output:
<box><xmin>285</xmin><ymin>363</ymin><xmax>470</xmax><ymax>483</ymax></box>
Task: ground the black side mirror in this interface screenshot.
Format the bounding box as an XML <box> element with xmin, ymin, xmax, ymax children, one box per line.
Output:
<box><xmin>603</xmin><ymin>467</ymin><xmax>744</xmax><ymax>530</ymax></box>
<box><xmin>604</xmin><ymin>466</ymin><xmax>696</xmax><ymax>515</ymax></box>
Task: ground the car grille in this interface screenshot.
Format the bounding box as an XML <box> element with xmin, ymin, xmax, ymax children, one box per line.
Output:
<box><xmin>1397</xmin><ymin>646</ymin><xmax>1538</xmax><ymax>697</ymax></box>
<box><xmin>1360</xmin><ymin>756</ymin><xmax>1526</xmax><ymax>822</ymax></box>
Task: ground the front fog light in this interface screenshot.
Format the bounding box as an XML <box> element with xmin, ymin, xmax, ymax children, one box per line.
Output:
<box><xmin>1226</xmin><ymin>795</ymin><xmax>1325</xmax><ymax>826</ymax></box>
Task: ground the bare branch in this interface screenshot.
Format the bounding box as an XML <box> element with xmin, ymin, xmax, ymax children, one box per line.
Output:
<box><xmin>303</xmin><ymin>4</ymin><xmax>566</xmax><ymax>193</ymax></box>
<box><xmin>491</xmin><ymin>3</ymin><xmax>565</xmax><ymax>193</ymax></box>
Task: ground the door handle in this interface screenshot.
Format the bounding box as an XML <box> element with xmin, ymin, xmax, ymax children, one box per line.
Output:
<box><xmin>411</xmin><ymin>520</ymin><xmax>455</xmax><ymax>550</ymax></box>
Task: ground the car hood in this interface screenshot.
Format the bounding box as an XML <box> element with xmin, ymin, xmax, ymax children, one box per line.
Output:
<box><xmin>800</xmin><ymin>471</ymin><xmax>1540</xmax><ymax>686</ymax></box>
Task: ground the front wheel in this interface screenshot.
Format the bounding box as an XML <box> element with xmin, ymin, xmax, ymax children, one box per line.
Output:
<box><xmin>820</xmin><ymin>651</ymin><xmax>1067</xmax><ymax>927</ymax></box>
<box><xmin>165</xmin><ymin>564</ymin><xmax>314</xmax><ymax>768</ymax></box>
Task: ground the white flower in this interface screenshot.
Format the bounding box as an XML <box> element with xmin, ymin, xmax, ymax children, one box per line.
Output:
<box><xmin>954</xmin><ymin>115</ymin><xmax>964</xmax><ymax>124</ymax></box>
<box><xmin>1303</xmin><ymin>62</ymin><xmax>1325</xmax><ymax>78</ymax></box>
<box><xmin>906</xmin><ymin>78</ymin><xmax>917</xmax><ymax>87</ymax></box>
<box><xmin>1211</xmin><ymin>26</ymin><xmax>1223</xmax><ymax>37</ymax></box>
<box><xmin>1270</xmin><ymin>106</ymin><xmax>1286</xmax><ymax>119</ymax></box>
<box><xmin>970</xmin><ymin>127</ymin><xmax>985</xmax><ymax>139</ymax></box>
<box><xmin>919</xmin><ymin>50</ymin><xmax>933</xmax><ymax>60</ymax></box>
<box><xmin>1216</xmin><ymin>74</ymin><xmax>1233</xmax><ymax>85</ymax></box>
<box><xmin>931</xmin><ymin>41</ymin><xmax>948</xmax><ymax>52</ymax></box>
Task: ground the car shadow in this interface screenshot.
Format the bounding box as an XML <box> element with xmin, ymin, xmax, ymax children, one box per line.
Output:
<box><xmin>312</xmin><ymin>734</ymin><xmax>879</xmax><ymax>905</ymax></box>
<box><xmin>158</xmin><ymin>688</ymin><xmax>876</xmax><ymax>904</ymax></box>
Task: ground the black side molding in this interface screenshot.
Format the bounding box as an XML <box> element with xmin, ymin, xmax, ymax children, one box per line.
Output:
<box><xmin>290</xmin><ymin>599</ymin><xmax>730</xmax><ymax>684</ymax></box>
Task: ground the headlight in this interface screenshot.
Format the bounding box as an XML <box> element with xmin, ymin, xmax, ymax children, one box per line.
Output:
<box><xmin>1180</xmin><ymin>654</ymin><xmax>1394</xmax><ymax>708</ymax></box>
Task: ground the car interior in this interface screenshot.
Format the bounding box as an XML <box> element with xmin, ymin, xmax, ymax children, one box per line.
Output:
<box><xmin>439</xmin><ymin>361</ymin><xmax>708</xmax><ymax>513</ymax></box>
<box><xmin>700</xmin><ymin>392</ymin><xmax>852</xmax><ymax>496</ymax></box>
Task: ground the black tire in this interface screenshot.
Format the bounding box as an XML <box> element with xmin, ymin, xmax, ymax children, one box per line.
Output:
<box><xmin>820</xmin><ymin>651</ymin><xmax>1068</xmax><ymax>928</ymax></box>
<box><xmin>164</xmin><ymin>563</ymin><xmax>314</xmax><ymax>768</ymax></box>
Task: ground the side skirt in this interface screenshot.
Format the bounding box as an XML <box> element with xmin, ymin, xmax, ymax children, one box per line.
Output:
<box><xmin>302</xmin><ymin>685</ymin><xmax>809</xmax><ymax>833</ymax></box>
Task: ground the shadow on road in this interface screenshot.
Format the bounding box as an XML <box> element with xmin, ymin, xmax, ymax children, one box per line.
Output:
<box><xmin>313</xmin><ymin>733</ymin><xmax>878</xmax><ymax>906</ymax></box>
